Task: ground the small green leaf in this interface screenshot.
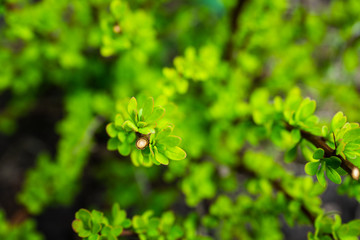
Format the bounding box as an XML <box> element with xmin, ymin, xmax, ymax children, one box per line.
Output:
<box><xmin>137</xmin><ymin>121</ymin><xmax>147</xmax><ymax>128</ymax></box>
<box><xmin>106</xmin><ymin>123</ymin><xmax>118</xmax><ymax>138</ymax></box>
<box><xmin>138</xmin><ymin>127</ymin><xmax>155</xmax><ymax>135</ymax></box>
<box><xmin>142</xmin><ymin>97</ymin><xmax>154</xmax><ymax>120</ymax></box>
<box><xmin>111</xmin><ymin>226</ymin><xmax>123</xmax><ymax>236</ymax></box>
<box><xmin>88</xmin><ymin>234</ymin><xmax>100</xmax><ymax>240</ymax></box>
<box><xmin>326</xmin><ymin>167</ymin><xmax>342</xmax><ymax>184</ymax></box>
<box><xmin>337</xmin><ymin>219</ymin><xmax>360</xmax><ymax>238</ymax></box>
<box><xmin>154</xmin><ymin>147</ymin><xmax>169</xmax><ymax>165</ymax></box>
<box><xmin>316</xmin><ymin>162</ymin><xmax>327</xmax><ymax>187</ymax></box>
<box><xmin>295</xmin><ymin>98</ymin><xmax>316</xmax><ymax>122</ymax></box>
<box><xmin>313</xmin><ymin>148</ymin><xmax>325</xmax><ymax>159</ymax></box>
<box><xmin>127</xmin><ymin>132</ymin><xmax>136</xmax><ymax>143</ymax></box>
<box><xmin>164</xmin><ymin>147</ymin><xmax>186</xmax><ymax>160</ymax></box>
<box><xmin>305</xmin><ymin>161</ymin><xmax>321</xmax><ymax>176</ymax></box>
<box><xmin>101</xmin><ymin>226</ymin><xmax>112</xmax><ymax>236</ymax></box>
<box><xmin>335</xmin><ymin>167</ymin><xmax>348</xmax><ymax>176</ymax></box>
<box><xmin>343</xmin><ymin>128</ymin><xmax>360</xmax><ymax>143</ymax></box>
<box><xmin>114</xmin><ymin>114</ymin><xmax>124</xmax><ymax>127</ymax></box>
<box><xmin>122</xmin><ymin>219</ymin><xmax>132</xmax><ymax>228</ymax></box>
<box><xmin>91</xmin><ymin>210</ymin><xmax>103</xmax><ymax>234</ymax></box>
<box><xmin>130</xmin><ymin>150</ymin><xmax>143</xmax><ymax>167</ymax></box>
<box><xmin>117</xmin><ymin>131</ymin><xmax>126</xmax><ymax>142</ymax></box>
<box><xmin>107</xmin><ymin>138</ymin><xmax>119</xmax><ymax>151</ymax></box>
<box><xmin>322</xmin><ymin>126</ymin><xmax>329</xmax><ymax>137</ymax></box>
<box><xmin>325</xmin><ymin>156</ymin><xmax>341</xmax><ymax>169</ymax></box>
<box><xmin>331</xmin><ymin>112</ymin><xmax>347</xmax><ymax>132</ymax></box>
<box><xmin>75</xmin><ymin>209</ymin><xmax>92</xmax><ymax>229</ymax></box>
<box><xmin>118</xmin><ymin>143</ymin><xmax>131</xmax><ymax>156</ymax></box>
<box><xmin>285</xmin><ymin>145</ymin><xmax>298</xmax><ymax>163</ymax></box>
<box><xmin>72</xmin><ymin>219</ymin><xmax>84</xmax><ymax>233</ymax></box>
<box><xmin>146</xmin><ymin>106</ymin><xmax>165</xmax><ymax>123</ymax></box>
<box><xmin>128</xmin><ymin>97</ymin><xmax>138</xmax><ymax>121</ymax></box>
<box><xmin>122</xmin><ymin>120</ymin><xmax>138</xmax><ymax>132</ymax></box>
<box><xmin>158</xmin><ymin>135</ymin><xmax>182</xmax><ymax>147</ymax></box>
<box><xmin>156</xmin><ymin>125</ymin><xmax>173</xmax><ymax>140</ymax></box>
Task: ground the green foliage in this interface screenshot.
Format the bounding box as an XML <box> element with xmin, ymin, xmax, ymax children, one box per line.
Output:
<box><xmin>73</xmin><ymin>205</ymin><xmax>209</xmax><ymax>240</ymax></box>
<box><xmin>1</xmin><ymin>0</ymin><xmax>360</xmax><ymax>239</ymax></box>
<box><xmin>308</xmin><ymin>213</ymin><xmax>360</xmax><ymax>240</ymax></box>
<box><xmin>0</xmin><ymin>210</ymin><xmax>43</xmax><ymax>240</ymax></box>
<box><xmin>106</xmin><ymin>97</ymin><xmax>186</xmax><ymax>167</ymax></box>
<box><xmin>17</xmin><ymin>92</ymin><xmax>100</xmax><ymax>214</ymax></box>
<box><xmin>72</xmin><ymin>204</ymin><xmax>131</xmax><ymax>240</ymax></box>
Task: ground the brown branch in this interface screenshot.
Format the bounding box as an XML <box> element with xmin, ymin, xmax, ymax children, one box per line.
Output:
<box><xmin>285</xmin><ymin>123</ymin><xmax>360</xmax><ymax>181</ymax></box>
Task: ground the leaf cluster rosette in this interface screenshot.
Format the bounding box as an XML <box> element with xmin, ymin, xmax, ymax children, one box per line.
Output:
<box><xmin>72</xmin><ymin>203</ymin><xmax>131</xmax><ymax>240</ymax></box>
<box><xmin>106</xmin><ymin>97</ymin><xmax>186</xmax><ymax>167</ymax></box>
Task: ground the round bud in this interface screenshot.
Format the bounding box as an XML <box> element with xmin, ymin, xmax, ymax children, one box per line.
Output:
<box><xmin>352</xmin><ymin>167</ymin><xmax>359</xmax><ymax>181</ymax></box>
<box><xmin>113</xmin><ymin>25</ymin><xmax>121</xmax><ymax>34</ymax></box>
<box><xmin>136</xmin><ymin>137</ymin><xmax>149</xmax><ymax>150</ymax></box>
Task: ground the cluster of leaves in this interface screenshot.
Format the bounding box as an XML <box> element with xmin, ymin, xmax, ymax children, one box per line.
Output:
<box><xmin>249</xmin><ymin>88</ymin><xmax>360</xmax><ymax>187</ymax></box>
<box><xmin>1</xmin><ymin>0</ymin><xmax>360</xmax><ymax>239</ymax></box>
<box><xmin>72</xmin><ymin>203</ymin><xmax>131</xmax><ymax>240</ymax></box>
<box><xmin>0</xmin><ymin>210</ymin><xmax>43</xmax><ymax>240</ymax></box>
<box><xmin>100</xmin><ymin>0</ymin><xmax>156</xmax><ymax>57</ymax></box>
<box><xmin>309</xmin><ymin>214</ymin><xmax>360</xmax><ymax>240</ymax></box>
<box><xmin>305</xmin><ymin>148</ymin><xmax>343</xmax><ymax>186</ymax></box>
<box><xmin>106</xmin><ymin>97</ymin><xmax>186</xmax><ymax>167</ymax></box>
<box><xmin>73</xmin><ymin>205</ymin><xmax>209</xmax><ymax>240</ymax></box>
<box><xmin>18</xmin><ymin>92</ymin><xmax>99</xmax><ymax>214</ymax></box>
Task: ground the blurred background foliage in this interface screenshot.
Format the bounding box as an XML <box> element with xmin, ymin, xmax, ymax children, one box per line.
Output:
<box><xmin>0</xmin><ymin>0</ymin><xmax>360</xmax><ymax>239</ymax></box>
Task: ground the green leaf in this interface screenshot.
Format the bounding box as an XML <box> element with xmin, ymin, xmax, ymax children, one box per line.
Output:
<box><xmin>114</xmin><ymin>114</ymin><xmax>124</xmax><ymax>127</ymax></box>
<box><xmin>146</xmin><ymin>106</ymin><xmax>165</xmax><ymax>123</ymax></box>
<box><xmin>137</xmin><ymin>121</ymin><xmax>147</xmax><ymax>128</ymax></box>
<box><xmin>72</xmin><ymin>219</ymin><xmax>84</xmax><ymax>233</ymax></box>
<box><xmin>158</xmin><ymin>135</ymin><xmax>182</xmax><ymax>147</ymax></box>
<box><xmin>130</xmin><ymin>150</ymin><xmax>143</xmax><ymax>167</ymax></box>
<box><xmin>326</xmin><ymin>167</ymin><xmax>342</xmax><ymax>184</ymax></box>
<box><xmin>128</xmin><ymin>97</ymin><xmax>138</xmax><ymax>121</ymax></box>
<box><xmin>107</xmin><ymin>138</ymin><xmax>119</xmax><ymax>151</ymax></box>
<box><xmin>142</xmin><ymin>97</ymin><xmax>154</xmax><ymax>120</ymax></box>
<box><xmin>122</xmin><ymin>120</ymin><xmax>139</xmax><ymax>132</ymax></box>
<box><xmin>118</xmin><ymin>143</ymin><xmax>131</xmax><ymax>156</ymax></box>
<box><xmin>122</xmin><ymin>219</ymin><xmax>132</xmax><ymax>228</ymax></box>
<box><xmin>138</xmin><ymin>127</ymin><xmax>155</xmax><ymax>135</ymax></box>
<box><xmin>343</xmin><ymin>128</ymin><xmax>360</xmax><ymax>143</ymax></box>
<box><xmin>295</xmin><ymin>98</ymin><xmax>316</xmax><ymax>122</ymax></box>
<box><xmin>117</xmin><ymin>131</ymin><xmax>126</xmax><ymax>142</ymax></box>
<box><xmin>325</xmin><ymin>156</ymin><xmax>341</xmax><ymax>169</ymax></box>
<box><xmin>106</xmin><ymin>123</ymin><xmax>118</xmax><ymax>138</ymax></box>
<box><xmin>335</xmin><ymin>167</ymin><xmax>348</xmax><ymax>176</ymax></box>
<box><xmin>285</xmin><ymin>145</ymin><xmax>297</xmax><ymax>163</ymax></box>
<box><xmin>305</xmin><ymin>161</ymin><xmax>321</xmax><ymax>176</ymax></box>
<box><xmin>331</xmin><ymin>111</ymin><xmax>347</xmax><ymax>132</ymax></box>
<box><xmin>91</xmin><ymin>210</ymin><xmax>103</xmax><ymax>234</ymax></box>
<box><xmin>75</xmin><ymin>209</ymin><xmax>92</xmax><ymax>229</ymax></box>
<box><xmin>111</xmin><ymin>226</ymin><xmax>123</xmax><ymax>236</ymax></box>
<box><xmin>316</xmin><ymin>162</ymin><xmax>327</xmax><ymax>187</ymax></box>
<box><xmin>88</xmin><ymin>234</ymin><xmax>100</xmax><ymax>240</ymax></box>
<box><xmin>156</xmin><ymin>126</ymin><xmax>173</xmax><ymax>140</ymax></box>
<box><xmin>127</xmin><ymin>132</ymin><xmax>136</xmax><ymax>143</ymax></box>
<box><xmin>313</xmin><ymin>148</ymin><xmax>325</xmax><ymax>159</ymax></box>
<box><xmin>154</xmin><ymin>147</ymin><xmax>169</xmax><ymax>165</ymax></box>
<box><xmin>133</xmin><ymin>216</ymin><xmax>146</xmax><ymax>229</ymax></box>
<box><xmin>164</xmin><ymin>146</ymin><xmax>186</xmax><ymax>160</ymax></box>
<box><xmin>337</xmin><ymin>220</ymin><xmax>360</xmax><ymax>238</ymax></box>
<box><xmin>322</xmin><ymin>125</ymin><xmax>329</xmax><ymax>137</ymax></box>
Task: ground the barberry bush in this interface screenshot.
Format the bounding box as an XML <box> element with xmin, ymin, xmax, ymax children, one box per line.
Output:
<box><xmin>0</xmin><ymin>0</ymin><xmax>360</xmax><ymax>239</ymax></box>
